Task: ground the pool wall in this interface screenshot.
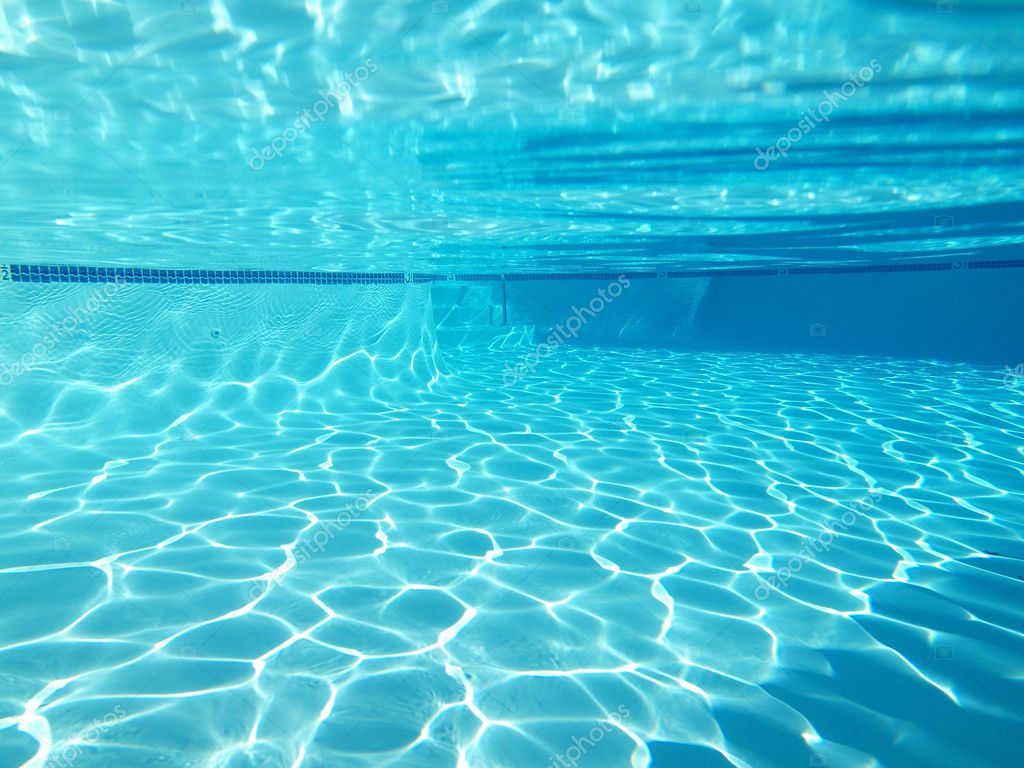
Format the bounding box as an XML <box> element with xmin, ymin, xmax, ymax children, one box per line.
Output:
<box><xmin>430</xmin><ymin>266</ymin><xmax>1023</xmax><ymax>367</ymax></box>
<box><xmin>3</xmin><ymin>264</ymin><xmax>1020</xmax><ymax>385</ymax></box>
<box><xmin>0</xmin><ymin>282</ymin><xmax>443</xmax><ymax>419</ymax></box>
<box><xmin>694</xmin><ymin>267</ymin><xmax>1023</xmax><ymax>365</ymax></box>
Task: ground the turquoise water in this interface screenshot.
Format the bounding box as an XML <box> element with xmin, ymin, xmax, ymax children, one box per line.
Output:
<box><xmin>3</xmin><ymin>0</ymin><xmax>1024</xmax><ymax>272</ymax></box>
<box><xmin>3</xmin><ymin>2</ymin><xmax>1024</xmax><ymax>768</ymax></box>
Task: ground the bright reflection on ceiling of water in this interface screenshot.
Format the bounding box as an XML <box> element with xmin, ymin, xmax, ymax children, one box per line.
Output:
<box><xmin>1</xmin><ymin>0</ymin><xmax>1023</xmax><ymax>271</ymax></box>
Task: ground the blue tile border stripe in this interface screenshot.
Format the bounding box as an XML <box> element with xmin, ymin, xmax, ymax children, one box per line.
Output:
<box><xmin>0</xmin><ymin>264</ymin><xmax>408</xmax><ymax>285</ymax></box>
<box><xmin>2</xmin><ymin>259</ymin><xmax>1023</xmax><ymax>285</ymax></box>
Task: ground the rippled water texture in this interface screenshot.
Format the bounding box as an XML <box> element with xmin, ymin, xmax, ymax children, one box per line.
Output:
<box><xmin>1</xmin><ymin>284</ymin><xmax>1023</xmax><ymax>767</ymax></box>
<box><xmin>2</xmin><ymin>0</ymin><xmax>1024</xmax><ymax>271</ymax></box>
<box><xmin>3</xmin><ymin>1</ymin><xmax>1024</xmax><ymax>766</ymax></box>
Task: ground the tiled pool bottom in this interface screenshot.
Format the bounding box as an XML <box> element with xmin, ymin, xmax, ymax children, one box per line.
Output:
<box><xmin>1</xmin><ymin>347</ymin><xmax>1022</xmax><ymax>768</ymax></box>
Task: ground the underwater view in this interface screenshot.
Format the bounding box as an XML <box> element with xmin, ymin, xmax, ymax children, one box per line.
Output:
<box><xmin>1</xmin><ymin>0</ymin><xmax>1023</xmax><ymax>766</ymax></box>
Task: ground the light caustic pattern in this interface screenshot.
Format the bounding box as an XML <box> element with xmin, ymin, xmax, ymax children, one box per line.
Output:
<box><xmin>0</xmin><ymin>296</ymin><xmax>1023</xmax><ymax>767</ymax></box>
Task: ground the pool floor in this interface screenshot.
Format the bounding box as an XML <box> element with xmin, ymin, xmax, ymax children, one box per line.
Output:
<box><xmin>2</xmin><ymin>346</ymin><xmax>1023</xmax><ymax>767</ymax></box>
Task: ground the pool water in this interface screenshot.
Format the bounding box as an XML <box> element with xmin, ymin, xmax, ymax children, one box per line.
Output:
<box><xmin>2</xmin><ymin>1</ymin><xmax>1024</xmax><ymax>767</ymax></box>
<box><xmin>1</xmin><ymin>282</ymin><xmax>1022</xmax><ymax>767</ymax></box>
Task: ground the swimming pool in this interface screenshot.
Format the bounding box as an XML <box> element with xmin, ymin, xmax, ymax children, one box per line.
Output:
<box><xmin>2</xmin><ymin>1</ymin><xmax>1023</xmax><ymax>767</ymax></box>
